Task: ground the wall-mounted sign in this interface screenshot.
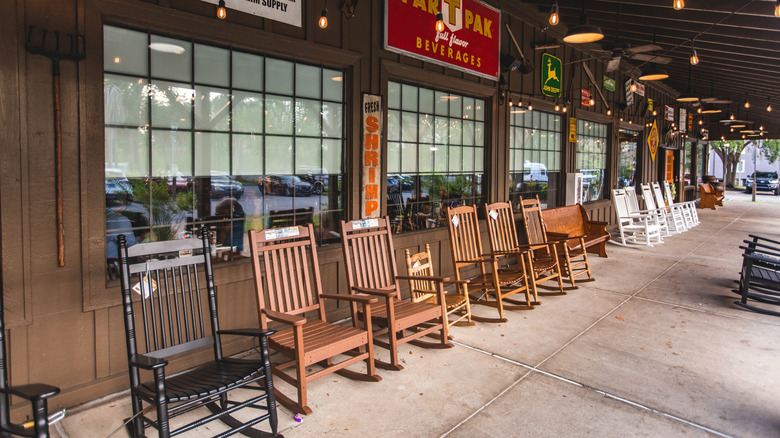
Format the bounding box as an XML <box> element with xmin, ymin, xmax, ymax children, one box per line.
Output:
<box><xmin>202</xmin><ymin>0</ymin><xmax>301</xmax><ymax>27</ymax></box>
<box><xmin>664</xmin><ymin>105</ymin><xmax>674</xmax><ymax>122</ymax></box>
<box><xmin>648</xmin><ymin>120</ymin><xmax>659</xmax><ymax>162</ymax></box>
<box><xmin>687</xmin><ymin>113</ymin><xmax>694</xmax><ymax>134</ymax></box>
<box><xmin>625</xmin><ymin>79</ymin><xmax>634</xmax><ymax>107</ymax></box>
<box><xmin>541</xmin><ymin>53</ymin><xmax>562</xmax><ymax>97</ymax></box>
<box><xmin>581</xmin><ymin>88</ymin><xmax>592</xmax><ymax>107</ymax></box>
<box><xmin>569</xmin><ymin>117</ymin><xmax>577</xmax><ymax>142</ymax></box>
<box><xmin>647</xmin><ymin>98</ymin><xmax>654</xmax><ymax>112</ymax></box>
<box><xmin>603</xmin><ymin>75</ymin><xmax>616</xmax><ymax>92</ymax></box>
<box><xmin>679</xmin><ymin>108</ymin><xmax>686</xmax><ymax>131</ymax></box>
<box><xmin>385</xmin><ymin>0</ymin><xmax>501</xmax><ymax>80</ymax></box>
<box><xmin>635</xmin><ymin>82</ymin><xmax>645</xmax><ymax>97</ymax></box>
<box><xmin>362</xmin><ymin>94</ymin><xmax>382</xmax><ymax>218</ymax></box>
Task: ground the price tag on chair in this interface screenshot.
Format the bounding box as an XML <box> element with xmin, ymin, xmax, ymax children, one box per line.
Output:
<box><xmin>489</xmin><ymin>210</ymin><xmax>498</xmax><ymax>220</ymax></box>
<box><xmin>451</xmin><ymin>215</ymin><xmax>460</xmax><ymax>227</ymax></box>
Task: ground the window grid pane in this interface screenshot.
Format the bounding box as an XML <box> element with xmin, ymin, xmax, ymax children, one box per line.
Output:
<box><xmin>508</xmin><ymin>109</ymin><xmax>563</xmax><ymax>209</ymax></box>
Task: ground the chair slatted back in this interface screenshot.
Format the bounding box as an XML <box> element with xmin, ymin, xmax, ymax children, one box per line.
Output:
<box><xmin>640</xmin><ymin>184</ymin><xmax>658</xmax><ymax>210</ymax></box>
<box><xmin>340</xmin><ymin>218</ymin><xmax>400</xmax><ymax>293</ymax></box>
<box><xmin>119</xmin><ymin>231</ymin><xmax>219</xmax><ymax>361</ymax></box>
<box><xmin>651</xmin><ymin>182</ymin><xmax>667</xmax><ymax>208</ymax></box>
<box><xmin>663</xmin><ymin>181</ymin><xmax>675</xmax><ymax>204</ymax></box>
<box><xmin>404</xmin><ymin>244</ymin><xmax>437</xmax><ymax>303</ymax></box>
<box><xmin>445</xmin><ymin>205</ymin><xmax>486</xmax><ymax>273</ymax></box>
<box><xmin>484</xmin><ymin>201</ymin><xmax>520</xmax><ymax>253</ymax></box>
<box><xmin>249</xmin><ymin>225</ymin><xmax>325</xmax><ymax>329</ymax></box>
<box><xmin>518</xmin><ymin>197</ymin><xmax>548</xmax><ymax>246</ymax></box>
<box><xmin>612</xmin><ymin>189</ymin><xmax>631</xmax><ymax>220</ymax></box>
<box><xmin>624</xmin><ymin>186</ymin><xmax>642</xmax><ymax>214</ymax></box>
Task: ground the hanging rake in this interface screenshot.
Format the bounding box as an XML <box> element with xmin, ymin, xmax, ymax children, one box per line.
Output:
<box><xmin>25</xmin><ymin>27</ymin><xmax>85</xmax><ymax>267</ymax></box>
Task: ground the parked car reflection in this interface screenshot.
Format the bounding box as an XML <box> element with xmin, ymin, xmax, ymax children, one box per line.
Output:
<box><xmin>210</xmin><ymin>174</ymin><xmax>244</xmax><ymax>199</ymax></box>
<box><xmin>257</xmin><ymin>175</ymin><xmax>313</xmax><ymax>197</ymax></box>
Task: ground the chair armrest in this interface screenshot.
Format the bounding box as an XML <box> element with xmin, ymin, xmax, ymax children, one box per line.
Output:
<box><xmin>351</xmin><ymin>286</ymin><xmax>397</xmax><ymax>298</ymax></box>
<box><xmin>442</xmin><ymin>278</ymin><xmax>469</xmax><ymax>285</ymax></box>
<box><xmin>217</xmin><ymin>328</ymin><xmax>276</xmax><ymax>338</ymax></box>
<box><xmin>546</xmin><ymin>231</ymin><xmax>577</xmax><ymax>242</ymax></box>
<box><xmin>263</xmin><ymin>309</ymin><xmax>306</xmax><ymax>326</ymax></box>
<box><xmin>0</xmin><ymin>383</ymin><xmax>60</xmax><ymax>401</ymax></box>
<box><xmin>130</xmin><ymin>353</ymin><xmax>168</xmax><ymax>370</ymax></box>
<box><xmin>320</xmin><ymin>293</ymin><xmax>379</xmax><ymax>304</ymax></box>
<box><xmin>586</xmin><ymin>220</ymin><xmax>609</xmax><ymax>226</ymax></box>
<box><xmin>396</xmin><ymin>274</ymin><xmax>447</xmax><ymax>282</ymax></box>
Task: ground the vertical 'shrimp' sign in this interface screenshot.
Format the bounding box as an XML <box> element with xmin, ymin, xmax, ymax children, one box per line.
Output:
<box><xmin>362</xmin><ymin>94</ymin><xmax>383</xmax><ymax>218</ymax></box>
<box><xmin>385</xmin><ymin>0</ymin><xmax>501</xmax><ymax>80</ymax></box>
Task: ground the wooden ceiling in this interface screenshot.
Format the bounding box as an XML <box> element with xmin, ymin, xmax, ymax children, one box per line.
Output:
<box><xmin>522</xmin><ymin>0</ymin><xmax>780</xmax><ymax>135</ymax></box>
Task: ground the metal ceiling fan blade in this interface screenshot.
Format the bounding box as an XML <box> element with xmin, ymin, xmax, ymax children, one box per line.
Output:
<box><xmin>606</xmin><ymin>56</ymin><xmax>621</xmax><ymax>72</ymax></box>
<box><xmin>629</xmin><ymin>53</ymin><xmax>672</xmax><ymax>64</ymax></box>
<box><xmin>626</xmin><ymin>44</ymin><xmax>662</xmax><ymax>54</ymax></box>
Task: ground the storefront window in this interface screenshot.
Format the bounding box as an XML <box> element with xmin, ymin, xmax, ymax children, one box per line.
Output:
<box><xmin>508</xmin><ymin>109</ymin><xmax>562</xmax><ymax>209</ymax></box>
<box><xmin>103</xmin><ymin>25</ymin><xmax>345</xmax><ymax>275</ymax></box>
<box><xmin>618</xmin><ymin>129</ymin><xmax>638</xmax><ymax>188</ymax></box>
<box><xmin>576</xmin><ymin>120</ymin><xmax>609</xmax><ymax>201</ymax></box>
<box><xmin>386</xmin><ymin>82</ymin><xmax>485</xmax><ymax>232</ymax></box>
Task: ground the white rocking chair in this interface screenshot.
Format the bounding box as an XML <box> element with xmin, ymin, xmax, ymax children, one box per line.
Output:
<box><xmin>626</xmin><ymin>186</ymin><xmax>670</xmax><ymax>237</ymax></box>
<box><xmin>663</xmin><ymin>181</ymin><xmax>699</xmax><ymax>227</ymax></box>
<box><xmin>611</xmin><ymin>189</ymin><xmax>663</xmax><ymax>247</ymax></box>
<box><xmin>651</xmin><ymin>182</ymin><xmax>688</xmax><ymax>233</ymax></box>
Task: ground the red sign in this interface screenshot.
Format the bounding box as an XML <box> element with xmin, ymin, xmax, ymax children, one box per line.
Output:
<box><xmin>581</xmin><ymin>88</ymin><xmax>592</xmax><ymax>107</ymax></box>
<box><xmin>362</xmin><ymin>94</ymin><xmax>382</xmax><ymax>218</ymax></box>
<box><xmin>385</xmin><ymin>0</ymin><xmax>501</xmax><ymax>80</ymax></box>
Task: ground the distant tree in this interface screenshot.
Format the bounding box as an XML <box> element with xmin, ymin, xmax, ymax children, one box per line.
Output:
<box><xmin>759</xmin><ymin>138</ymin><xmax>780</xmax><ymax>164</ymax></box>
<box><xmin>710</xmin><ymin>140</ymin><xmax>747</xmax><ymax>187</ymax></box>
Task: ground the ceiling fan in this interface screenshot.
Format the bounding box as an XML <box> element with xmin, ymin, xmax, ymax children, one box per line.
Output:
<box><xmin>596</xmin><ymin>9</ymin><xmax>672</xmax><ymax>72</ymax></box>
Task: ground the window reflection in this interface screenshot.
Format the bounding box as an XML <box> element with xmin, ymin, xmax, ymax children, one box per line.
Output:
<box><xmin>508</xmin><ymin>109</ymin><xmax>562</xmax><ymax>209</ymax></box>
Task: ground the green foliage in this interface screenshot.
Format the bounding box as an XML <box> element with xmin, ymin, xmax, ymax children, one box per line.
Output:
<box><xmin>760</xmin><ymin>139</ymin><xmax>780</xmax><ymax>164</ymax></box>
<box><xmin>131</xmin><ymin>179</ymin><xmax>193</xmax><ymax>241</ymax></box>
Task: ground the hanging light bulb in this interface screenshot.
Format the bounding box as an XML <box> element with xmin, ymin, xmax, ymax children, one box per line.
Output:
<box><xmin>730</xmin><ymin>127</ymin><xmax>734</xmax><ymax>132</ymax></box>
<box><xmin>767</xmin><ymin>97</ymin><xmax>773</xmax><ymax>112</ymax></box>
<box><xmin>528</xmin><ymin>103</ymin><xmax>533</xmax><ymax>111</ymax></box>
<box><xmin>630</xmin><ymin>81</ymin><xmax>637</xmax><ymax>93</ymax></box>
<box><xmin>216</xmin><ymin>0</ymin><xmax>227</xmax><ymax>19</ymax></box>
<box><xmin>607</xmin><ymin>109</ymin><xmax>612</xmax><ymax>116</ymax></box>
<box><xmin>509</xmin><ymin>98</ymin><xmax>513</xmax><ymax>107</ymax></box>
<box><xmin>555</xmin><ymin>103</ymin><xmax>561</xmax><ymax>112</ymax></box>
<box><xmin>698</xmin><ymin>119</ymin><xmax>703</xmax><ymax>125</ymax></box>
<box><xmin>549</xmin><ymin>1</ymin><xmax>560</xmax><ymax>26</ymax></box>
<box><xmin>518</xmin><ymin>99</ymin><xmax>523</xmax><ymax>108</ymax></box>
<box><xmin>730</xmin><ymin>113</ymin><xmax>735</xmax><ymax>120</ymax></box>
<box><xmin>674</xmin><ymin>0</ymin><xmax>684</xmax><ymax>10</ymax></box>
<box><xmin>435</xmin><ymin>3</ymin><xmax>445</xmax><ymax>33</ymax></box>
<box><xmin>318</xmin><ymin>1</ymin><xmax>328</xmax><ymax>29</ymax></box>
<box><xmin>563</xmin><ymin>104</ymin><xmax>568</xmax><ymax>113</ymax></box>
<box><xmin>697</xmin><ymin>106</ymin><xmax>702</xmax><ymax>114</ymax></box>
<box><xmin>589</xmin><ymin>97</ymin><xmax>595</xmax><ymax>106</ymax></box>
<box><xmin>620</xmin><ymin>116</ymin><xmax>624</xmax><ymax>122</ymax></box>
<box><xmin>653</xmin><ymin>110</ymin><xmax>658</xmax><ymax>116</ymax></box>
<box><xmin>690</xmin><ymin>46</ymin><xmax>699</xmax><ymax>65</ymax></box>
<box><xmin>775</xmin><ymin>0</ymin><xmax>780</xmax><ymax>17</ymax></box>
<box><xmin>745</xmin><ymin>95</ymin><xmax>750</xmax><ymax>108</ymax></box>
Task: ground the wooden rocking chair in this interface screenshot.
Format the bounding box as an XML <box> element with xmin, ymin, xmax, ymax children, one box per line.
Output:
<box><xmin>249</xmin><ymin>224</ymin><xmax>381</xmax><ymax>415</ymax></box>
<box><xmin>340</xmin><ymin>218</ymin><xmax>451</xmax><ymax>371</ymax></box>
<box><xmin>484</xmin><ymin>201</ymin><xmax>564</xmax><ymax>296</ymax></box>
<box><xmin>518</xmin><ymin>197</ymin><xmax>588</xmax><ymax>289</ymax></box>
<box><xmin>404</xmin><ymin>244</ymin><xmax>474</xmax><ymax>330</ymax></box>
<box><xmin>445</xmin><ymin>205</ymin><xmax>535</xmax><ymax>323</ymax></box>
<box><xmin>117</xmin><ymin>229</ymin><xmax>280</xmax><ymax>438</ymax></box>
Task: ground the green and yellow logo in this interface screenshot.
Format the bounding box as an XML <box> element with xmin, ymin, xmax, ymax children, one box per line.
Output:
<box><xmin>541</xmin><ymin>53</ymin><xmax>561</xmax><ymax>98</ymax></box>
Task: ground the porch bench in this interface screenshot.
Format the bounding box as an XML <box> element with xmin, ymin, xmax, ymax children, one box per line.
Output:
<box><xmin>541</xmin><ymin>204</ymin><xmax>609</xmax><ymax>258</ymax></box>
<box><xmin>698</xmin><ymin>183</ymin><xmax>724</xmax><ymax>210</ymax></box>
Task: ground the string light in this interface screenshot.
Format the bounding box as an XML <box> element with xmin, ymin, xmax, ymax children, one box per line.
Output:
<box><xmin>589</xmin><ymin>97</ymin><xmax>595</xmax><ymax>106</ymax></box>
<box><xmin>607</xmin><ymin>109</ymin><xmax>612</xmax><ymax>116</ymax></box>
<box><xmin>674</xmin><ymin>0</ymin><xmax>684</xmax><ymax>10</ymax></box>
<box><xmin>555</xmin><ymin>103</ymin><xmax>561</xmax><ymax>112</ymax></box>
<box><xmin>549</xmin><ymin>1</ymin><xmax>560</xmax><ymax>26</ymax></box>
<box><xmin>216</xmin><ymin>0</ymin><xmax>226</xmax><ymax>19</ymax></box>
<box><xmin>318</xmin><ymin>1</ymin><xmax>328</xmax><ymax>28</ymax></box>
<box><xmin>435</xmin><ymin>2</ymin><xmax>445</xmax><ymax>32</ymax></box>
<box><xmin>528</xmin><ymin>103</ymin><xmax>533</xmax><ymax>111</ymax></box>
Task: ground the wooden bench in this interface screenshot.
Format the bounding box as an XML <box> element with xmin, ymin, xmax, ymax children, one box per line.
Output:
<box><xmin>698</xmin><ymin>183</ymin><xmax>724</xmax><ymax>210</ymax></box>
<box><xmin>541</xmin><ymin>204</ymin><xmax>610</xmax><ymax>258</ymax></box>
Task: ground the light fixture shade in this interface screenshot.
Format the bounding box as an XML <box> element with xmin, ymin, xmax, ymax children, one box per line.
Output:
<box><xmin>563</xmin><ymin>23</ymin><xmax>604</xmax><ymax>43</ymax></box>
<box><xmin>700</xmin><ymin>103</ymin><xmax>722</xmax><ymax>114</ymax></box>
<box><xmin>638</xmin><ymin>66</ymin><xmax>669</xmax><ymax>81</ymax></box>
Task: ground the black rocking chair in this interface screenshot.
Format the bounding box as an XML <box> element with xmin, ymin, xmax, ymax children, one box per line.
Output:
<box><xmin>117</xmin><ymin>228</ymin><xmax>281</xmax><ymax>437</ymax></box>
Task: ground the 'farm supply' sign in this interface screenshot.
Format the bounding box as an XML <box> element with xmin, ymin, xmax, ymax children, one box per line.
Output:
<box><xmin>362</xmin><ymin>94</ymin><xmax>382</xmax><ymax>218</ymax></box>
<box><xmin>202</xmin><ymin>0</ymin><xmax>301</xmax><ymax>27</ymax></box>
<box><xmin>385</xmin><ymin>0</ymin><xmax>500</xmax><ymax>80</ymax></box>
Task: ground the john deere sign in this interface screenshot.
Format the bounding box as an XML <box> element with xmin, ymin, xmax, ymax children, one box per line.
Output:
<box><xmin>541</xmin><ymin>53</ymin><xmax>561</xmax><ymax>98</ymax></box>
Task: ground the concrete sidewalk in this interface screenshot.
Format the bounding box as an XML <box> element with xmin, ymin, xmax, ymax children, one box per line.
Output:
<box><xmin>56</xmin><ymin>200</ymin><xmax>780</xmax><ymax>438</ymax></box>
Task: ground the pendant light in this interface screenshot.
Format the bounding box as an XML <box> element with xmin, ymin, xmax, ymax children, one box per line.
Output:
<box><xmin>689</xmin><ymin>38</ymin><xmax>699</xmax><ymax>65</ymax></box>
<box><xmin>216</xmin><ymin>0</ymin><xmax>227</xmax><ymax>19</ymax></box>
<box><xmin>674</xmin><ymin>0</ymin><xmax>684</xmax><ymax>10</ymax></box>
<box><xmin>318</xmin><ymin>1</ymin><xmax>328</xmax><ymax>29</ymax></box>
<box><xmin>549</xmin><ymin>1</ymin><xmax>560</xmax><ymax>26</ymax></box>
<box><xmin>767</xmin><ymin>96</ymin><xmax>773</xmax><ymax>112</ymax></box>
<box><xmin>563</xmin><ymin>0</ymin><xmax>603</xmax><ymax>44</ymax></box>
<box><xmin>638</xmin><ymin>29</ymin><xmax>669</xmax><ymax>81</ymax></box>
<box><xmin>435</xmin><ymin>2</ymin><xmax>445</xmax><ymax>32</ymax></box>
<box><xmin>775</xmin><ymin>0</ymin><xmax>780</xmax><ymax>17</ymax></box>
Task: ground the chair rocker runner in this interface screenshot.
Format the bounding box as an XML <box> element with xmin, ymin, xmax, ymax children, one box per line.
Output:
<box><xmin>117</xmin><ymin>229</ymin><xmax>280</xmax><ymax>438</ymax></box>
<box><xmin>249</xmin><ymin>224</ymin><xmax>381</xmax><ymax>415</ymax></box>
<box><xmin>445</xmin><ymin>205</ymin><xmax>536</xmax><ymax>323</ymax></box>
<box><xmin>405</xmin><ymin>244</ymin><xmax>475</xmax><ymax>330</ymax></box>
<box><xmin>611</xmin><ymin>189</ymin><xmax>663</xmax><ymax>247</ymax></box>
<box><xmin>485</xmin><ymin>201</ymin><xmax>565</xmax><ymax>295</ymax></box>
<box><xmin>340</xmin><ymin>218</ymin><xmax>451</xmax><ymax>372</ymax></box>
<box><xmin>521</xmin><ymin>196</ymin><xmax>594</xmax><ymax>288</ymax></box>
<box><xmin>0</xmin><ymin>276</ymin><xmax>61</xmax><ymax>438</ymax></box>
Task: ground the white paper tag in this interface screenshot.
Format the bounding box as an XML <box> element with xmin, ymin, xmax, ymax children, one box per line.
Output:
<box><xmin>132</xmin><ymin>276</ymin><xmax>157</xmax><ymax>299</ymax></box>
<box><xmin>451</xmin><ymin>215</ymin><xmax>460</xmax><ymax>227</ymax></box>
<box><xmin>412</xmin><ymin>261</ymin><xmax>420</xmax><ymax>269</ymax></box>
<box><xmin>265</xmin><ymin>227</ymin><xmax>300</xmax><ymax>240</ymax></box>
<box><xmin>489</xmin><ymin>210</ymin><xmax>499</xmax><ymax>220</ymax></box>
<box><xmin>352</xmin><ymin>218</ymin><xmax>379</xmax><ymax>230</ymax></box>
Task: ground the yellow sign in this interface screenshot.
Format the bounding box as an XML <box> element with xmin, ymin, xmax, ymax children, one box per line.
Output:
<box><xmin>648</xmin><ymin>120</ymin><xmax>659</xmax><ymax>162</ymax></box>
<box><xmin>569</xmin><ymin>117</ymin><xmax>577</xmax><ymax>142</ymax></box>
